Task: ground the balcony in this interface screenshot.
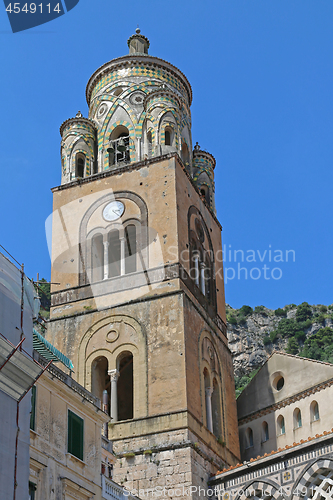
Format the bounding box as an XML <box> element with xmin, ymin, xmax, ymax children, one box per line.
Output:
<box><xmin>102</xmin><ymin>475</ymin><xmax>137</xmax><ymax>500</ymax></box>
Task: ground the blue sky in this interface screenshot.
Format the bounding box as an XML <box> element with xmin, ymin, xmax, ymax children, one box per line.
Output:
<box><xmin>0</xmin><ymin>0</ymin><xmax>332</xmax><ymax>309</ymax></box>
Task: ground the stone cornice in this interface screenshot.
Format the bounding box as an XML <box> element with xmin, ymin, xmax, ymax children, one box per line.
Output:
<box><xmin>51</xmin><ymin>152</ymin><xmax>221</xmax><ymax>229</ymax></box>
<box><xmin>86</xmin><ymin>54</ymin><xmax>193</xmax><ymax>106</ymax></box>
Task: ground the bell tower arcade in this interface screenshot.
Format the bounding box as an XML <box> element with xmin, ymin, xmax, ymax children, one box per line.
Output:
<box><xmin>47</xmin><ymin>30</ymin><xmax>240</xmax><ymax>497</ymax></box>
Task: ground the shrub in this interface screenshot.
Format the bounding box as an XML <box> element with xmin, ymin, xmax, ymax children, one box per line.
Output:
<box><xmin>255</xmin><ymin>306</ymin><xmax>266</xmax><ymax>313</ymax></box>
<box><xmin>300</xmin><ymin>327</ymin><xmax>333</xmax><ymax>361</ymax></box>
<box><xmin>238</xmin><ymin>315</ymin><xmax>247</xmax><ymax>325</ymax></box>
<box><xmin>239</xmin><ymin>305</ymin><xmax>253</xmax><ymax>317</ymax></box>
<box><xmin>315</xmin><ymin>314</ymin><xmax>325</xmax><ymax>325</ymax></box>
<box><xmin>275</xmin><ymin>308</ymin><xmax>287</xmax><ymax>317</ymax></box>
<box><xmin>276</xmin><ymin>318</ymin><xmax>300</xmax><ymax>338</ymax></box>
<box><xmin>143</xmin><ymin>450</ymin><xmax>153</xmax><ymax>455</ymax></box>
<box><xmin>296</xmin><ymin>302</ymin><xmax>312</xmax><ymax>322</ymax></box>
<box><xmin>298</xmin><ymin>319</ymin><xmax>312</xmax><ymax>330</ymax></box>
<box><xmin>234</xmin><ymin>368</ymin><xmax>259</xmax><ymax>397</ymax></box>
<box><xmin>295</xmin><ymin>330</ymin><xmax>306</xmax><ymax>342</ymax></box>
<box><xmin>270</xmin><ymin>330</ymin><xmax>278</xmax><ymax>343</ymax></box>
<box><xmin>228</xmin><ymin>315</ymin><xmax>237</xmax><ymax>325</ymax></box>
<box><xmin>263</xmin><ymin>336</ymin><xmax>271</xmax><ymax>346</ymax></box>
<box><xmin>319</xmin><ymin>305</ymin><xmax>328</xmax><ymax>313</ymax></box>
<box><xmin>286</xmin><ymin>337</ymin><xmax>299</xmax><ymax>355</ymax></box>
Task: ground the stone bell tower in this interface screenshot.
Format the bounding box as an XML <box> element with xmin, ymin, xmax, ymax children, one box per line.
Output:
<box><xmin>47</xmin><ymin>29</ymin><xmax>240</xmax><ymax>497</ymax></box>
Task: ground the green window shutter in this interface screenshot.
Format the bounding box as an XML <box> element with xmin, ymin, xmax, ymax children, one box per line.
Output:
<box><xmin>30</xmin><ymin>385</ymin><xmax>36</xmax><ymax>431</ymax></box>
<box><xmin>68</xmin><ymin>410</ymin><xmax>84</xmax><ymax>461</ymax></box>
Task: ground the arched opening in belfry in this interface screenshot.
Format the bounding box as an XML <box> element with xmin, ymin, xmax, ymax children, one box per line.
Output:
<box><xmin>108</xmin><ymin>229</ymin><xmax>121</xmax><ymax>278</ymax></box>
<box><xmin>147</xmin><ymin>130</ymin><xmax>153</xmax><ymax>157</ymax></box>
<box><xmin>200</xmin><ymin>184</ymin><xmax>210</xmax><ymax>205</ymax></box>
<box><xmin>165</xmin><ymin>128</ymin><xmax>173</xmax><ymax>146</ymax></box>
<box><xmin>212</xmin><ymin>378</ymin><xmax>222</xmax><ymax>439</ymax></box>
<box><xmin>91</xmin><ymin>356</ymin><xmax>110</xmax><ymax>408</ymax></box>
<box><xmin>125</xmin><ymin>225</ymin><xmax>137</xmax><ymax>274</ymax></box>
<box><xmin>91</xmin><ymin>233</ymin><xmax>104</xmax><ymax>282</ymax></box>
<box><xmin>109</xmin><ymin>126</ymin><xmax>130</xmax><ymax>166</ymax></box>
<box><xmin>75</xmin><ymin>154</ymin><xmax>85</xmax><ymax>178</ymax></box>
<box><xmin>117</xmin><ymin>352</ymin><xmax>133</xmax><ymax>421</ymax></box>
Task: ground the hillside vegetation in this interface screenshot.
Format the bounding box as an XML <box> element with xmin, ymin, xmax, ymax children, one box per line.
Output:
<box><xmin>226</xmin><ymin>303</ymin><xmax>333</xmax><ymax>396</ymax></box>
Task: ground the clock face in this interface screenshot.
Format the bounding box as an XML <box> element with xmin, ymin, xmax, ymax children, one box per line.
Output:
<box><xmin>102</xmin><ymin>201</ymin><xmax>125</xmax><ymax>221</ymax></box>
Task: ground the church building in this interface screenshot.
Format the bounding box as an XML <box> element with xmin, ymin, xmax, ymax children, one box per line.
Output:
<box><xmin>46</xmin><ymin>30</ymin><xmax>240</xmax><ymax>497</ymax></box>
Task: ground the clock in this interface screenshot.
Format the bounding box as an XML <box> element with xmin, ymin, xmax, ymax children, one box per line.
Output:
<box><xmin>102</xmin><ymin>201</ymin><xmax>125</xmax><ymax>221</ymax></box>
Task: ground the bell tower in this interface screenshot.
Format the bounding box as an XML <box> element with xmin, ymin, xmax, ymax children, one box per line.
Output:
<box><xmin>47</xmin><ymin>30</ymin><xmax>240</xmax><ymax>497</ymax></box>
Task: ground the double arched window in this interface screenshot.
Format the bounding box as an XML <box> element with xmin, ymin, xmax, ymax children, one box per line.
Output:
<box><xmin>91</xmin><ymin>351</ymin><xmax>134</xmax><ymax>423</ymax></box>
<box><xmin>90</xmin><ymin>222</ymin><xmax>138</xmax><ymax>283</ymax></box>
<box><xmin>201</xmin><ymin>336</ymin><xmax>223</xmax><ymax>441</ymax></box>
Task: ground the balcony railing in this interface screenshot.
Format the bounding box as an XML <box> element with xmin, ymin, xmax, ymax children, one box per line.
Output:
<box><xmin>102</xmin><ymin>475</ymin><xmax>137</xmax><ymax>500</ymax></box>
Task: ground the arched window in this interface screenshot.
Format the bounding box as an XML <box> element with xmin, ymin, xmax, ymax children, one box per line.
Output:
<box><xmin>204</xmin><ymin>368</ymin><xmax>212</xmax><ymax>431</ymax></box>
<box><xmin>91</xmin><ymin>356</ymin><xmax>109</xmax><ymax>406</ymax></box>
<box><xmin>200</xmin><ymin>185</ymin><xmax>210</xmax><ymax>205</ymax></box>
<box><xmin>245</xmin><ymin>427</ymin><xmax>254</xmax><ymax>448</ymax></box>
<box><xmin>76</xmin><ymin>154</ymin><xmax>85</xmax><ymax>178</ymax></box>
<box><xmin>91</xmin><ymin>234</ymin><xmax>104</xmax><ymax>282</ymax></box>
<box><xmin>117</xmin><ymin>352</ymin><xmax>133</xmax><ymax>421</ymax></box>
<box><xmin>212</xmin><ymin>378</ymin><xmax>222</xmax><ymax>439</ymax></box>
<box><xmin>293</xmin><ymin>408</ymin><xmax>302</xmax><ymax>429</ymax></box>
<box><xmin>108</xmin><ymin>230</ymin><xmax>121</xmax><ymax>278</ymax></box>
<box><xmin>109</xmin><ymin>126</ymin><xmax>130</xmax><ymax>166</ymax></box>
<box><xmin>125</xmin><ymin>224</ymin><xmax>137</xmax><ymax>274</ymax></box>
<box><xmin>262</xmin><ymin>421</ymin><xmax>269</xmax><ymax>442</ymax></box>
<box><xmin>165</xmin><ymin>129</ymin><xmax>171</xmax><ymax>146</ymax></box>
<box><xmin>310</xmin><ymin>401</ymin><xmax>320</xmax><ymax>422</ymax></box>
<box><xmin>188</xmin><ymin>209</ymin><xmax>215</xmax><ymax>306</ymax></box>
<box><xmin>277</xmin><ymin>415</ymin><xmax>285</xmax><ymax>435</ymax></box>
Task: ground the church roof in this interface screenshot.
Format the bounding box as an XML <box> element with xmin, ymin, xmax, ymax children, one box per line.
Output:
<box><xmin>213</xmin><ymin>428</ymin><xmax>333</xmax><ymax>478</ymax></box>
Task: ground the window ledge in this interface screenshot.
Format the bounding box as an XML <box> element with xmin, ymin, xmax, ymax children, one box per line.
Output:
<box><xmin>30</xmin><ymin>429</ymin><xmax>40</xmax><ymax>437</ymax></box>
<box><xmin>66</xmin><ymin>453</ymin><xmax>86</xmax><ymax>466</ymax></box>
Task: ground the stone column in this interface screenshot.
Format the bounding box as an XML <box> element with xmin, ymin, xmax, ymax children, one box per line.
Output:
<box><xmin>108</xmin><ymin>369</ymin><xmax>119</xmax><ymax>422</ymax></box>
<box><xmin>193</xmin><ymin>255</ymin><xmax>199</xmax><ymax>286</ymax></box>
<box><xmin>120</xmin><ymin>237</ymin><xmax>125</xmax><ymax>276</ymax></box>
<box><xmin>200</xmin><ymin>262</ymin><xmax>206</xmax><ymax>295</ymax></box>
<box><xmin>103</xmin><ymin>241</ymin><xmax>109</xmax><ymax>280</ymax></box>
<box><xmin>205</xmin><ymin>387</ymin><xmax>213</xmax><ymax>433</ymax></box>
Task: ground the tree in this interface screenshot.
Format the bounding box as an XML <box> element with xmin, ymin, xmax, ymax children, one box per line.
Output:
<box><xmin>286</xmin><ymin>337</ymin><xmax>299</xmax><ymax>355</ymax></box>
<box><xmin>296</xmin><ymin>302</ymin><xmax>312</xmax><ymax>322</ymax></box>
<box><xmin>300</xmin><ymin>328</ymin><xmax>333</xmax><ymax>361</ymax></box>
